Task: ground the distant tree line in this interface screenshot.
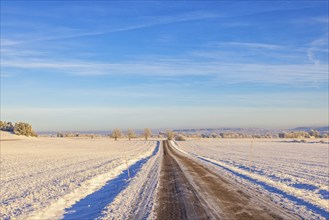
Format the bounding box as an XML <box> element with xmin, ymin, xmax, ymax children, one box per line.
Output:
<box><xmin>52</xmin><ymin>128</ymin><xmax>328</xmax><ymax>140</ymax></box>
<box><xmin>0</xmin><ymin>121</ymin><xmax>38</xmax><ymax>137</ymax></box>
<box><xmin>173</xmin><ymin>130</ymin><xmax>328</xmax><ymax>139</ymax></box>
<box><xmin>108</xmin><ymin>128</ymin><xmax>158</xmax><ymax>141</ymax></box>
<box><xmin>55</xmin><ymin>128</ymin><xmax>159</xmax><ymax>141</ymax></box>
<box><xmin>278</xmin><ymin>130</ymin><xmax>327</xmax><ymax>138</ymax></box>
<box><xmin>108</xmin><ymin>128</ymin><xmax>179</xmax><ymax>141</ymax></box>
<box><xmin>188</xmin><ymin>132</ymin><xmax>273</xmax><ymax>139</ymax></box>
<box><xmin>56</xmin><ymin>132</ymin><xmax>99</xmax><ymax>138</ymax></box>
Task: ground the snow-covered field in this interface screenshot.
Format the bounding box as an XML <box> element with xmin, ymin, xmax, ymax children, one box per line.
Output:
<box><xmin>174</xmin><ymin>139</ymin><xmax>329</xmax><ymax>220</ymax></box>
<box><xmin>0</xmin><ymin>132</ymin><xmax>160</xmax><ymax>220</ymax></box>
<box><xmin>2</xmin><ymin>132</ymin><xmax>328</xmax><ymax>220</ymax></box>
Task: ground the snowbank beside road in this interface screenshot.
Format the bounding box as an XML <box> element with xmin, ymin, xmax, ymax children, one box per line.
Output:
<box><xmin>98</xmin><ymin>141</ymin><xmax>162</xmax><ymax>220</ymax></box>
<box><xmin>1</xmin><ymin>137</ymin><xmax>156</xmax><ymax>220</ymax></box>
<box><xmin>174</xmin><ymin>139</ymin><xmax>329</xmax><ymax>220</ymax></box>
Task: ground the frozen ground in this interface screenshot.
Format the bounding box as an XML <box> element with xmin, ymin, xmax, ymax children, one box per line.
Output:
<box><xmin>174</xmin><ymin>139</ymin><xmax>329</xmax><ymax>220</ymax></box>
<box><xmin>0</xmin><ymin>132</ymin><xmax>159</xmax><ymax>220</ymax></box>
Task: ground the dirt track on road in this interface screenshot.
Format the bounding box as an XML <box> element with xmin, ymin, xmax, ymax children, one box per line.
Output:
<box><xmin>156</xmin><ymin>140</ymin><xmax>300</xmax><ymax>220</ymax></box>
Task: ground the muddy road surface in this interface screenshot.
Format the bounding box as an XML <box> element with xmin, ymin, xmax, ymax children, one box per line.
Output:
<box><xmin>156</xmin><ymin>140</ymin><xmax>300</xmax><ymax>220</ymax></box>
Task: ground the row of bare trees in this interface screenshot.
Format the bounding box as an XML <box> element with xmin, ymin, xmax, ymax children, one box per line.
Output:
<box><xmin>111</xmin><ymin>128</ymin><xmax>152</xmax><ymax>141</ymax></box>
<box><xmin>54</xmin><ymin>129</ymin><xmax>177</xmax><ymax>140</ymax></box>
<box><xmin>111</xmin><ymin>128</ymin><xmax>178</xmax><ymax>141</ymax></box>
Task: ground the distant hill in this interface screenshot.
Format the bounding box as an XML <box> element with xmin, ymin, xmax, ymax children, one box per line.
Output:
<box><xmin>173</xmin><ymin>126</ymin><xmax>329</xmax><ymax>135</ymax></box>
<box><xmin>291</xmin><ymin>126</ymin><xmax>329</xmax><ymax>133</ymax></box>
<box><xmin>172</xmin><ymin>127</ymin><xmax>281</xmax><ymax>135</ymax></box>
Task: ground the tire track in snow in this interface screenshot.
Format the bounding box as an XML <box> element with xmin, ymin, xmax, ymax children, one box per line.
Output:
<box><xmin>172</xmin><ymin>141</ymin><xmax>329</xmax><ymax>220</ymax></box>
<box><xmin>157</xmin><ymin>141</ymin><xmax>298</xmax><ymax>220</ymax></box>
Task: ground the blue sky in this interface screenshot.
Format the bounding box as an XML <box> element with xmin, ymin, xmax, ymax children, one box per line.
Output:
<box><xmin>1</xmin><ymin>1</ymin><xmax>328</xmax><ymax>131</ymax></box>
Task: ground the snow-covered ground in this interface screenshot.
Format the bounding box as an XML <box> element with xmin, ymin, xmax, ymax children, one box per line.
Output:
<box><xmin>0</xmin><ymin>132</ymin><xmax>159</xmax><ymax>220</ymax></box>
<box><xmin>97</xmin><ymin>141</ymin><xmax>162</xmax><ymax>220</ymax></box>
<box><xmin>174</xmin><ymin>139</ymin><xmax>329</xmax><ymax>220</ymax></box>
<box><xmin>2</xmin><ymin>133</ymin><xmax>327</xmax><ymax>220</ymax></box>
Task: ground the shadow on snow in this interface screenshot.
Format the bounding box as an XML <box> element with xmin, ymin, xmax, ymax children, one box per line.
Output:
<box><xmin>63</xmin><ymin>141</ymin><xmax>160</xmax><ymax>220</ymax></box>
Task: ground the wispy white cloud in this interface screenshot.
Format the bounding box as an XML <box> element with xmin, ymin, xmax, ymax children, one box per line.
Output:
<box><xmin>2</xmin><ymin>57</ymin><xmax>328</xmax><ymax>86</ymax></box>
<box><xmin>312</xmin><ymin>16</ymin><xmax>329</xmax><ymax>24</ymax></box>
<box><xmin>307</xmin><ymin>50</ymin><xmax>319</xmax><ymax>66</ymax></box>
<box><xmin>156</xmin><ymin>34</ymin><xmax>175</xmax><ymax>43</ymax></box>
<box><xmin>1</xmin><ymin>39</ymin><xmax>22</xmax><ymax>46</ymax></box>
<box><xmin>210</xmin><ymin>42</ymin><xmax>283</xmax><ymax>50</ymax></box>
<box><xmin>0</xmin><ymin>73</ymin><xmax>13</xmax><ymax>78</ymax></box>
<box><xmin>292</xmin><ymin>16</ymin><xmax>329</xmax><ymax>25</ymax></box>
<box><xmin>65</xmin><ymin>87</ymin><xmax>328</xmax><ymax>108</ymax></box>
<box><xmin>1</xmin><ymin>11</ymin><xmax>220</xmax><ymax>46</ymax></box>
<box><xmin>307</xmin><ymin>34</ymin><xmax>329</xmax><ymax>66</ymax></box>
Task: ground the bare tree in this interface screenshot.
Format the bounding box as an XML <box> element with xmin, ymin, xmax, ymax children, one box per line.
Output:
<box><xmin>111</xmin><ymin>128</ymin><xmax>122</xmax><ymax>141</ymax></box>
<box><xmin>13</xmin><ymin>122</ymin><xmax>37</xmax><ymax>137</ymax></box>
<box><xmin>0</xmin><ymin>121</ymin><xmax>4</xmax><ymax>129</ymax></box>
<box><xmin>127</xmin><ymin>129</ymin><xmax>136</xmax><ymax>141</ymax></box>
<box><xmin>175</xmin><ymin>134</ymin><xmax>186</xmax><ymax>141</ymax></box>
<box><xmin>309</xmin><ymin>129</ymin><xmax>320</xmax><ymax>138</ymax></box>
<box><xmin>143</xmin><ymin>128</ymin><xmax>151</xmax><ymax>140</ymax></box>
<box><xmin>1</xmin><ymin>121</ymin><xmax>14</xmax><ymax>132</ymax></box>
<box><xmin>166</xmin><ymin>130</ymin><xmax>174</xmax><ymax>140</ymax></box>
